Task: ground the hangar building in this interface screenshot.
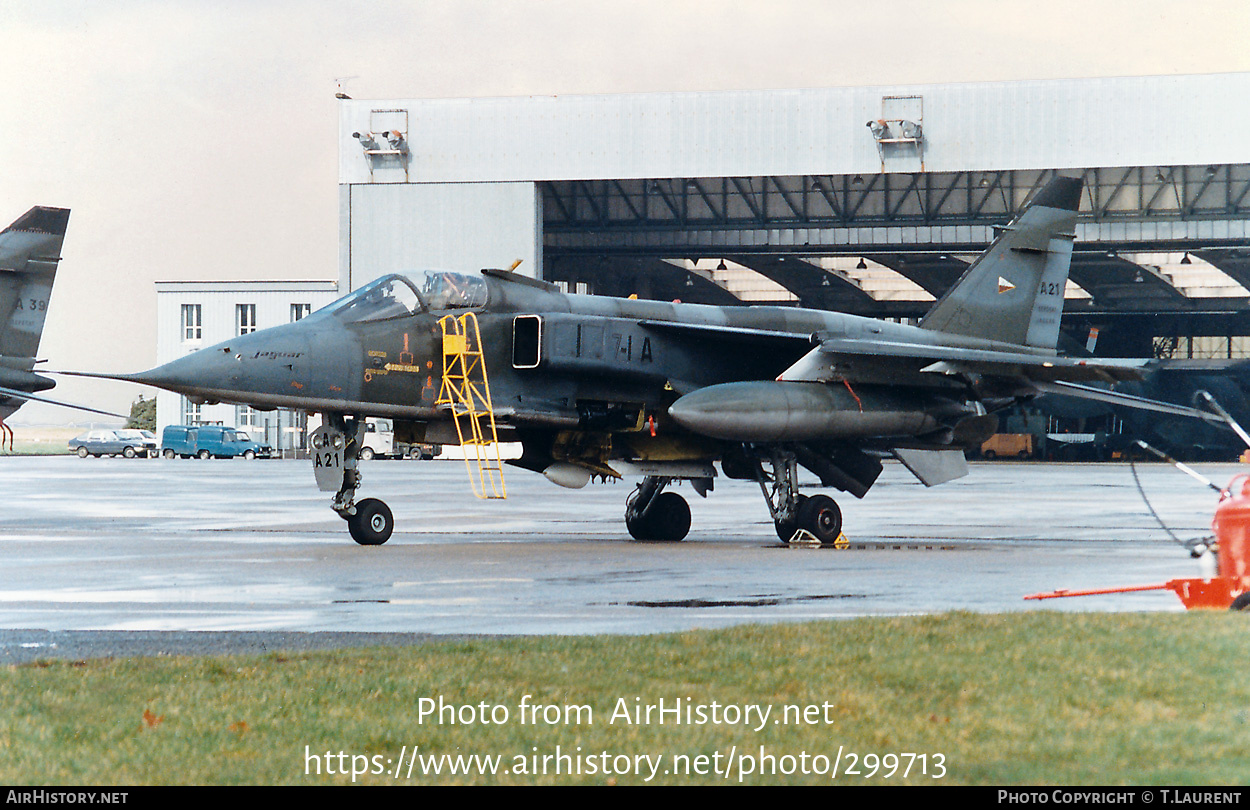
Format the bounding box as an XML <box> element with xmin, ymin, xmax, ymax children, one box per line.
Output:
<box><xmin>337</xmin><ymin>72</ymin><xmax>1250</xmax><ymax>360</ymax></box>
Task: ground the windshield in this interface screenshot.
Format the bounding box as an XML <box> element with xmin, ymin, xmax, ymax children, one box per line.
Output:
<box><xmin>406</xmin><ymin>270</ymin><xmax>488</xmax><ymax>311</ymax></box>
<box><xmin>331</xmin><ymin>275</ymin><xmax>423</xmax><ymax>324</ymax></box>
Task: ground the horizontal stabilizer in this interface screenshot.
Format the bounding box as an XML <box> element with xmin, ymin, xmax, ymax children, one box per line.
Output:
<box><xmin>1031</xmin><ymin>380</ymin><xmax>1229</xmax><ymax>426</ymax></box>
<box><xmin>892</xmin><ymin>448</ymin><xmax>969</xmax><ymax>487</ymax></box>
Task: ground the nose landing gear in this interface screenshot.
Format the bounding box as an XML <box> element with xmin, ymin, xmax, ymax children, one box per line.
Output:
<box><xmin>311</xmin><ymin>414</ymin><xmax>394</xmax><ymax>545</ymax></box>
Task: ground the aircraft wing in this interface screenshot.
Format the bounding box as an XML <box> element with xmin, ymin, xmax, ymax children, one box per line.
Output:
<box><xmin>775</xmin><ymin>338</ymin><xmax>1228</xmax><ymax>427</ymax></box>
<box><xmin>0</xmin><ymin>385</ymin><xmax>127</xmax><ymax>419</ymax></box>
<box><xmin>779</xmin><ymin>337</ymin><xmax>1148</xmax><ymax>384</ymax></box>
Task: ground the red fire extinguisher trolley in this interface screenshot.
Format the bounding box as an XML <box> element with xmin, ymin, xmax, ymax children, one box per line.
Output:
<box><xmin>1026</xmin><ymin>475</ymin><xmax>1250</xmax><ymax>610</ymax></box>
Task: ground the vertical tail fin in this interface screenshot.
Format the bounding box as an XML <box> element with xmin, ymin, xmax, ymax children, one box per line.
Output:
<box><xmin>0</xmin><ymin>206</ymin><xmax>69</xmax><ymax>363</ymax></box>
<box><xmin>919</xmin><ymin>175</ymin><xmax>1081</xmax><ymax>348</ymax></box>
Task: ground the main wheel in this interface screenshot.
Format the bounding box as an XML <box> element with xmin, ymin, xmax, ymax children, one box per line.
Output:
<box><xmin>123</xmin><ymin>446</ymin><xmax>136</xmax><ymax>458</ymax></box>
<box><xmin>76</xmin><ymin>446</ymin><xmax>89</xmax><ymax>458</ymax></box>
<box><xmin>163</xmin><ymin>448</ymin><xmax>175</xmax><ymax>459</ymax></box>
<box><xmin>648</xmin><ymin>492</ymin><xmax>690</xmax><ymax>541</ymax></box>
<box><xmin>626</xmin><ymin>492</ymin><xmax>691</xmax><ymax>541</ymax></box>
<box><xmin>625</xmin><ymin>511</ymin><xmax>653</xmax><ymax>540</ymax></box>
<box><xmin>773</xmin><ymin>494</ymin><xmax>808</xmax><ymax>542</ymax></box>
<box><xmin>1230</xmin><ymin>592</ymin><xmax>1250</xmax><ymax>611</ymax></box>
<box><xmin>198</xmin><ymin>449</ymin><xmax>211</xmax><ymax>460</ymax></box>
<box><xmin>360</xmin><ymin>447</ymin><xmax>375</xmax><ymax>461</ymax></box>
<box><xmin>798</xmin><ymin>494</ymin><xmax>843</xmax><ymax>545</ymax></box>
<box><xmin>348</xmin><ymin>498</ymin><xmax>393</xmax><ymax>545</ymax></box>
<box><xmin>243</xmin><ymin>449</ymin><xmax>256</xmax><ymax>460</ymax></box>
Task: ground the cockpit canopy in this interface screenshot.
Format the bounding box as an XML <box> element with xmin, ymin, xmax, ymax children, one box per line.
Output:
<box><xmin>416</xmin><ymin>270</ymin><xmax>488</xmax><ymax>311</ymax></box>
<box><xmin>325</xmin><ymin>270</ymin><xmax>488</xmax><ymax>324</ymax></box>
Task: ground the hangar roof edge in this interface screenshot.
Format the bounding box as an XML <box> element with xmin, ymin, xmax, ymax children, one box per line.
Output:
<box><xmin>338</xmin><ymin>73</ymin><xmax>1250</xmax><ymax>184</ymax></box>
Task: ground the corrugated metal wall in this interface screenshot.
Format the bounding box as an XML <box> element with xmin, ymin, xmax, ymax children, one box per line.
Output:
<box><xmin>338</xmin><ymin>74</ymin><xmax>1250</xmax><ymax>184</ymax></box>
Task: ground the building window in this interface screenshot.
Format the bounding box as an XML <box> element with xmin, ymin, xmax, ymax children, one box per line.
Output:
<box><xmin>237</xmin><ymin>303</ymin><xmax>257</xmax><ymax>335</ymax></box>
<box><xmin>182</xmin><ymin>304</ymin><xmax>202</xmax><ymax>342</ymax></box>
<box><xmin>182</xmin><ymin>396</ymin><xmax>201</xmax><ymax>425</ymax></box>
<box><xmin>236</xmin><ymin>405</ymin><xmax>258</xmax><ymax>428</ymax></box>
<box><xmin>291</xmin><ymin>303</ymin><xmax>311</xmax><ymax>322</ymax></box>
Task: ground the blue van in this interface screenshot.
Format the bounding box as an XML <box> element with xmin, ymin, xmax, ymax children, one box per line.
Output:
<box><xmin>161</xmin><ymin>425</ymin><xmax>263</xmax><ymax>459</ymax></box>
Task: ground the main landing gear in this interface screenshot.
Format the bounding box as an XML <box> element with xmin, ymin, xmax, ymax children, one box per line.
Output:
<box><xmin>757</xmin><ymin>451</ymin><xmax>843</xmax><ymax>544</ymax></box>
<box><xmin>312</xmin><ymin>414</ymin><xmax>394</xmax><ymax>545</ymax></box>
<box><xmin>625</xmin><ymin>476</ymin><xmax>691</xmax><ymax>541</ymax></box>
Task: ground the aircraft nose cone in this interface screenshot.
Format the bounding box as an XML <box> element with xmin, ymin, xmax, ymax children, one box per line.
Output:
<box><xmin>131</xmin><ymin>347</ymin><xmax>235</xmax><ymax>395</ymax></box>
<box><xmin>131</xmin><ymin>325</ymin><xmax>311</xmax><ymax>399</ymax></box>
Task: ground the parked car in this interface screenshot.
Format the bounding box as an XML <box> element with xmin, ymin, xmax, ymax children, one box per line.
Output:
<box><xmin>236</xmin><ymin>430</ymin><xmax>274</xmax><ymax>459</ymax></box>
<box><xmin>68</xmin><ymin>429</ymin><xmax>157</xmax><ymax>458</ymax></box>
<box><xmin>161</xmin><ymin>425</ymin><xmax>263</xmax><ymax>459</ymax></box>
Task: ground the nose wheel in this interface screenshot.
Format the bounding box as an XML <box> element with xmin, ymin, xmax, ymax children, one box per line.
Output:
<box><xmin>347</xmin><ymin>497</ymin><xmax>394</xmax><ymax>545</ymax></box>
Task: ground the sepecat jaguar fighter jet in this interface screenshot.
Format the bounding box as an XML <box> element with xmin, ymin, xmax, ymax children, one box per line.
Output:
<box><xmin>76</xmin><ymin>175</ymin><xmax>1225</xmax><ymax>545</ymax></box>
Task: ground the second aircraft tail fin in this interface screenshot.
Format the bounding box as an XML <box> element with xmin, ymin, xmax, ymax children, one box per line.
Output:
<box><xmin>0</xmin><ymin>206</ymin><xmax>70</xmax><ymax>363</ymax></box>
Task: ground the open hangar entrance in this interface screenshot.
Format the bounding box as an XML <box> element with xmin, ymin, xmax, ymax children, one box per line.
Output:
<box><xmin>541</xmin><ymin>164</ymin><xmax>1250</xmax><ymax>363</ymax></box>
<box><xmin>539</xmin><ymin>164</ymin><xmax>1250</xmax><ymax>460</ymax></box>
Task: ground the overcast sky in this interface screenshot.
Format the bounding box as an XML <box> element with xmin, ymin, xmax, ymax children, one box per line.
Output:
<box><xmin>5</xmin><ymin>0</ymin><xmax>1250</xmax><ymax>423</ymax></box>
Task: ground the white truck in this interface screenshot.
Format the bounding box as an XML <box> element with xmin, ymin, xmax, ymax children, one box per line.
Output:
<box><xmin>306</xmin><ymin>415</ymin><xmax>439</xmax><ymax>460</ymax></box>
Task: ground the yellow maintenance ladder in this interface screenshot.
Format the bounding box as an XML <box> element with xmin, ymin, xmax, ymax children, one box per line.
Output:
<box><xmin>436</xmin><ymin>312</ymin><xmax>506</xmax><ymax>499</ymax></box>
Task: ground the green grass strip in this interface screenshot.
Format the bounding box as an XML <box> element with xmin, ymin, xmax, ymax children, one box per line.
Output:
<box><xmin>3</xmin><ymin>612</ymin><xmax>1249</xmax><ymax>785</ymax></box>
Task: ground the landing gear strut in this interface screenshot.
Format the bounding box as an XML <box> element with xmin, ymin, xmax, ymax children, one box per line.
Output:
<box><xmin>311</xmin><ymin>414</ymin><xmax>394</xmax><ymax>545</ymax></box>
<box><xmin>625</xmin><ymin>476</ymin><xmax>690</xmax><ymax>541</ymax></box>
<box><xmin>756</xmin><ymin>450</ymin><xmax>843</xmax><ymax>544</ymax></box>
